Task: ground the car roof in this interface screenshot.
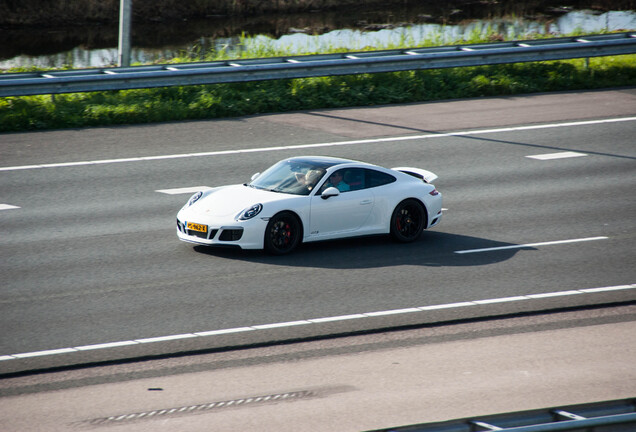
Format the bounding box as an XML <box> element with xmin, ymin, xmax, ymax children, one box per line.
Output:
<box><xmin>286</xmin><ymin>156</ymin><xmax>375</xmax><ymax>169</ymax></box>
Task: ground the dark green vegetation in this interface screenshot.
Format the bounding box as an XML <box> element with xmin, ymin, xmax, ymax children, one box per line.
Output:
<box><xmin>1</xmin><ymin>54</ymin><xmax>634</xmax><ymax>133</ymax></box>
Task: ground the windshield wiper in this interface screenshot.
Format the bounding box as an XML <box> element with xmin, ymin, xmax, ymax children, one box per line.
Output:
<box><xmin>245</xmin><ymin>183</ymin><xmax>280</xmax><ymax>193</ymax></box>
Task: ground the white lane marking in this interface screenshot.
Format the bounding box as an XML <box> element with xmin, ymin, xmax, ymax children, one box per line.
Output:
<box><xmin>0</xmin><ymin>204</ymin><xmax>20</xmax><ymax>211</ymax></box>
<box><xmin>527</xmin><ymin>291</ymin><xmax>581</xmax><ymax>298</ymax></box>
<box><xmin>1</xmin><ymin>116</ymin><xmax>634</xmax><ymax>172</ymax></box>
<box><xmin>75</xmin><ymin>341</ymin><xmax>138</xmax><ymax>351</ymax></box>
<box><xmin>454</xmin><ymin>236</ymin><xmax>608</xmax><ymax>254</ymax></box>
<box><xmin>526</xmin><ymin>151</ymin><xmax>588</xmax><ymax>160</ymax></box>
<box><xmin>11</xmin><ymin>348</ymin><xmax>77</xmax><ymax>358</ymax></box>
<box><xmin>473</xmin><ymin>296</ymin><xmax>528</xmax><ymax>304</ymax></box>
<box><xmin>135</xmin><ymin>333</ymin><xmax>198</xmax><ymax>343</ymax></box>
<box><xmin>581</xmin><ymin>284</ymin><xmax>634</xmax><ymax>293</ymax></box>
<box><xmin>365</xmin><ymin>308</ymin><xmax>420</xmax><ymax>316</ymax></box>
<box><xmin>2</xmin><ymin>283</ymin><xmax>634</xmax><ymax>362</ymax></box>
<box><xmin>194</xmin><ymin>327</ymin><xmax>254</xmax><ymax>337</ymax></box>
<box><xmin>420</xmin><ymin>302</ymin><xmax>474</xmax><ymax>310</ymax></box>
<box><xmin>156</xmin><ymin>186</ymin><xmax>212</xmax><ymax>195</ymax></box>
<box><xmin>252</xmin><ymin>321</ymin><xmax>311</xmax><ymax>329</ymax></box>
<box><xmin>309</xmin><ymin>314</ymin><xmax>366</xmax><ymax>323</ymax></box>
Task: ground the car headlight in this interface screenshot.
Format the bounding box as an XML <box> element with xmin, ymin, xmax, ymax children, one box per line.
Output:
<box><xmin>238</xmin><ymin>203</ymin><xmax>263</xmax><ymax>220</ymax></box>
<box><xmin>185</xmin><ymin>191</ymin><xmax>203</xmax><ymax>208</ymax></box>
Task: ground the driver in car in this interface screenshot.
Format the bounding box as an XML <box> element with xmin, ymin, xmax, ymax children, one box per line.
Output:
<box><xmin>326</xmin><ymin>170</ymin><xmax>350</xmax><ymax>192</ymax></box>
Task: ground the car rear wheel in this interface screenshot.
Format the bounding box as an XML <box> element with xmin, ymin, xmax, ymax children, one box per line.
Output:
<box><xmin>264</xmin><ymin>212</ymin><xmax>301</xmax><ymax>255</ymax></box>
<box><xmin>390</xmin><ymin>199</ymin><xmax>425</xmax><ymax>242</ymax></box>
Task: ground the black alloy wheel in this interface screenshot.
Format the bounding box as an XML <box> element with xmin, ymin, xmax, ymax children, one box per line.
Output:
<box><xmin>390</xmin><ymin>199</ymin><xmax>425</xmax><ymax>242</ymax></box>
<box><xmin>264</xmin><ymin>212</ymin><xmax>301</xmax><ymax>255</ymax></box>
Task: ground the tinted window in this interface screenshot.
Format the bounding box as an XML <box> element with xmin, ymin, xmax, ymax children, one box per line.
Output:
<box><xmin>364</xmin><ymin>169</ymin><xmax>396</xmax><ymax>188</ymax></box>
<box><xmin>319</xmin><ymin>168</ymin><xmax>359</xmax><ymax>193</ymax></box>
<box><xmin>318</xmin><ymin>167</ymin><xmax>396</xmax><ymax>194</ymax></box>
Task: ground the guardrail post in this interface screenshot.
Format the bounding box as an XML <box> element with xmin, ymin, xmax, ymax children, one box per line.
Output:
<box><xmin>118</xmin><ymin>0</ymin><xmax>132</xmax><ymax>67</ymax></box>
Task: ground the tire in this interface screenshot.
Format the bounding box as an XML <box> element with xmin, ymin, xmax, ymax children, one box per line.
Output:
<box><xmin>264</xmin><ymin>212</ymin><xmax>302</xmax><ymax>255</ymax></box>
<box><xmin>390</xmin><ymin>199</ymin><xmax>426</xmax><ymax>243</ymax></box>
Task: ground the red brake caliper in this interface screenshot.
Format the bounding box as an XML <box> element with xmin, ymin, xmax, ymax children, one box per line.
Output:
<box><xmin>284</xmin><ymin>223</ymin><xmax>291</xmax><ymax>244</ymax></box>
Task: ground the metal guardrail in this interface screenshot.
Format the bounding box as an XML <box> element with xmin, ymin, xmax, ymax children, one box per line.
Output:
<box><xmin>369</xmin><ymin>398</ymin><xmax>636</xmax><ymax>432</ymax></box>
<box><xmin>0</xmin><ymin>32</ymin><xmax>635</xmax><ymax>97</ymax></box>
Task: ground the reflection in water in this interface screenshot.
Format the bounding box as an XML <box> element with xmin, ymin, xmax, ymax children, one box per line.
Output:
<box><xmin>245</xmin><ymin>10</ymin><xmax>636</xmax><ymax>53</ymax></box>
<box><xmin>1</xmin><ymin>9</ymin><xmax>634</xmax><ymax>70</ymax></box>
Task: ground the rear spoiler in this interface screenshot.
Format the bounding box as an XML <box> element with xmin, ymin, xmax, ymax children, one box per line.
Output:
<box><xmin>391</xmin><ymin>167</ymin><xmax>438</xmax><ymax>183</ymax></box>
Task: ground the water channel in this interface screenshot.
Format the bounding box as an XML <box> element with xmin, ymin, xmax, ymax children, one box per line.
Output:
<box><xmin>1</xmin><ymin>5</ymin><xmax>635</xmax><ymax>70</ymax></box>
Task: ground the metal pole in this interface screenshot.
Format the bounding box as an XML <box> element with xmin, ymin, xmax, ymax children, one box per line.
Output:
<box><xmin>118</xmin><ymin>0</ymin><xmax>132</xmax><ymax>67</ymax></box>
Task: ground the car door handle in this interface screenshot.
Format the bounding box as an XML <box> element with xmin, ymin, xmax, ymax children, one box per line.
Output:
<box><xmin>359</xmin><ymin>199</ymin><xmax>372</xmax><ymax>205</ymax></box>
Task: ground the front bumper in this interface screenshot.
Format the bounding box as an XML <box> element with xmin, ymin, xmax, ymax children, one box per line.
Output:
<box><xmin>176</xmin><ymin>216</ymin><xmax>267</xmax><ymax>250</ymax></box>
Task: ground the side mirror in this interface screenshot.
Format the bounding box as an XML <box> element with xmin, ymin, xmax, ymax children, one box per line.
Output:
<box><xmin>250</xmin><ymin>172</ymin><xmax>260</xmax><ymax>181</ymax></box>
<box><xmin>321</xmin><ymin>186</ymin><xmax>340</xmax><ymax>200</ymax></box>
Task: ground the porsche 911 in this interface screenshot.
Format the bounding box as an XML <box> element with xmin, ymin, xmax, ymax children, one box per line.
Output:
<box><xmin>176</xmin><ymin>156</ymin><xmax>442</xmax><ymax>254</ymax></box>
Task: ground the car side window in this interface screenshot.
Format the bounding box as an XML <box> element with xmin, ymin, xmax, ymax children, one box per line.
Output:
<box><xmin>364</xmin><ymin>169</ymin><xmax>396</xmax><ymax>189</ymax></box>
<box><xmin>342</xmin><ymin>168</ymin><xmax>364</xmax><ymax>191</ymax></box>
<box><xmin>319</xmin><ymin>168</ymin><xmax>355</xmax><ymax>193</ymax></box>
<box><xmin>318</xmin><ymin>168</ymin><xmax>396</xmax><ymax>194</ymax></box>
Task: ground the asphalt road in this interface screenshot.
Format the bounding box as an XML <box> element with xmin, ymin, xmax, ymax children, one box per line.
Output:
<box><xmin>1</xmin><ymin>89</ymin><xmax>635</xmax><ymax>374</ymax></box>
<box><xmin>1</xmin><ymin>305</ymin><xmax>635</xmax><ymax>432</ymax></box>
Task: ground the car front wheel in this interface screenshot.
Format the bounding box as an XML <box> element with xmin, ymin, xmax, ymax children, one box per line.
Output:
<box><xmin>390</xmin><ymin>199</ymin><xmax>425</xmax><ymax>242</ymax></box>
<box><xmin>264</xmin><ymin>212</ymin><xmax>301</xmax><ymax>255</ymax></box>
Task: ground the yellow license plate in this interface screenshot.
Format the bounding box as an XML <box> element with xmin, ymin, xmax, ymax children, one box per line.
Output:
<box><xmin>186</xmin><ymin>222</ymin><xmax>207</xmax><ymax>233</ymax></box>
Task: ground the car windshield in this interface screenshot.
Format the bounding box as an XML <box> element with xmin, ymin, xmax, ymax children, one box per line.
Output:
<box><xmin>247</xmin><ymin>158</ymin><xmax>337</xmax><ymax>196</ymax></box>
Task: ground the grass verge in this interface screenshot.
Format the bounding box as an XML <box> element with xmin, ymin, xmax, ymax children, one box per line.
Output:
<box><xmin>1</xmin><ymin>44</ymin><xmax>635</xmax><ymax>133</ymax></box>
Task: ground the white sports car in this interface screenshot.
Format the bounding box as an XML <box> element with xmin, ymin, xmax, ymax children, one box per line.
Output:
<box><xmin>176</xmin><ymin>156</ymin><xmax>442</xmax><ymax>254</ymax></box>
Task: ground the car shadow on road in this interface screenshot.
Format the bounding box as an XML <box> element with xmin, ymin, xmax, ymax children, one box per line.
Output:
<box><xmin>192</xmin><ymin>231</ymin><xmax>535</xmax><ymax>270</ymax></box>
<box><xmin>306</xmin><ymin>110</ymin><xmax>636</xmax><ymax>160</ymax></box>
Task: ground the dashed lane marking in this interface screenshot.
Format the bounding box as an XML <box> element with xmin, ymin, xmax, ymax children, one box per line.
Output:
<box><xmin>0</xmin><ymin>204</ymin><xmax>20</xmax><ymax>211</ymax></box>
<box><xmin>1</xmin><ymin>282</ymin><xmax>634</xmax><ymax>362</ymax></box>
<box><xmin>526</xmin><ymin>151</ymin><xmax>588</xmax><ymax>160</ymax></box>
<box><xmin>454</xmin><ymin>236</ymin><xmax>608</xmax><ymax>254</ymax></box>
<box><xmin>156</xmin><ymin>186</ymin><xmax>212</xmax><ymax>195</ymax></box>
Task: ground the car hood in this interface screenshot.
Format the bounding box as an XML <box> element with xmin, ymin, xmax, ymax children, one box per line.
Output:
<box><xmin>185</xmin><ymin>184</ymin><xmax>285</xmax><ymax>218</ymax></box>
